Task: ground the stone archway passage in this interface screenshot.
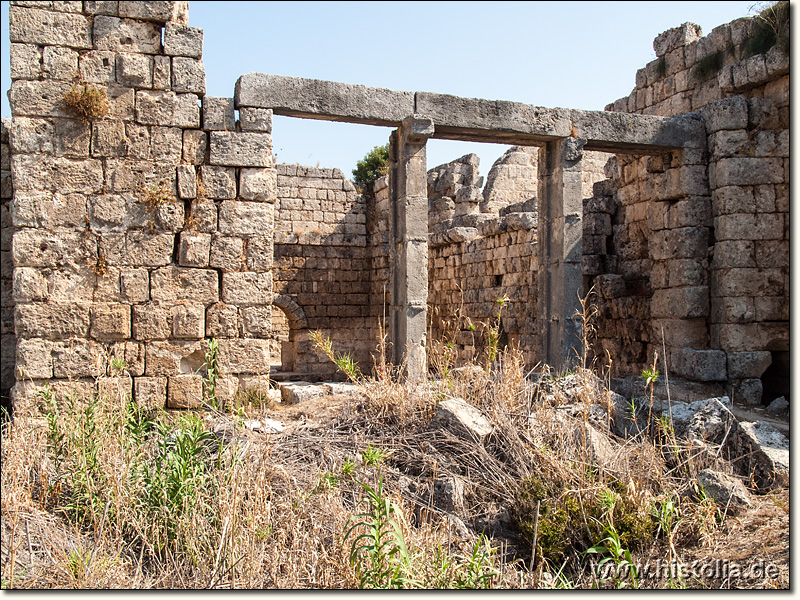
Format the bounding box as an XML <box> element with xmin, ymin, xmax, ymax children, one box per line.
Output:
<box><xmin>271</xmin><ymin>294</ymin><xmax>308</xmax><ymax>373</ymax></box>
<box><xmin>235</xmin><ymin>73</ymin><xmax>705</xmax><ymax>379</ymax></box>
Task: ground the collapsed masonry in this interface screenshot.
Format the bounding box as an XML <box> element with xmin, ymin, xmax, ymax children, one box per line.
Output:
<box><xmin>0</xmin><ymin>2</ymin><xmax>789</xmax><ymax>415</ymax></box>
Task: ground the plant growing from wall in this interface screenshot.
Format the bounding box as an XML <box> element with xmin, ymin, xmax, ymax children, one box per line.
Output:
<box><xmin>745</xmin><ymin>1</ymin><xmax>789</xmax><ymax>56</ymax></box>
<box><xmin>62</xmin><ymin>80</ymin><xmax>110</xmax><ymax>123</ymax></box>
<box><xmin>309</xmin><ymin>330</ymin><xmax>362</xmax><ymax>382</ymax></box>
<box><xmin>352</xmin><ymin>144</ymin><xmax>390</xmax><ymax>192</ymax></box>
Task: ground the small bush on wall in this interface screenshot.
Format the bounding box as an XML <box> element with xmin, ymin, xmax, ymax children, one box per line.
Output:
<box><xmin>352</xmin><ymin>144</ymin><xmax>389</xmax><ymax>192</ymax></box>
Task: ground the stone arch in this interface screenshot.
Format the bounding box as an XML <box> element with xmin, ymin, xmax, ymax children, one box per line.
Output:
<box><xmin>270</xmin><ymin>295</ymin><xmax>308</xmax><ymax>373</ymax></box>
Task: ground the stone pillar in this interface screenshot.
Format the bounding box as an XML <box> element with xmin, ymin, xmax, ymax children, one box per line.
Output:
<box><xmin>388</xmin><ymin>117</ymin><xmax>434</xmax><ymax>383</ymax></box>
<box><xmin>537</xmin><ymin>137</ymin><xmax>586</xmax><ymax>371</ymax></box>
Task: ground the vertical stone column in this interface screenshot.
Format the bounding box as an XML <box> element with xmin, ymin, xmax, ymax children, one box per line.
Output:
<box><xmin>537</xmin><ymin>137</ymin><xmax>586</xmax><ymax>371</ymax></box>
<box><xmin>388</xmin><ymin>117</ymin><xmax>434</xmax><ymax>383</ymax></box>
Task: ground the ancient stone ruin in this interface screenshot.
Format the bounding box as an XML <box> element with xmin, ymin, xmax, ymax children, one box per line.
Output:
<box><xmin>0</xmin><ymin>1</ymin><xmax>789</xmax><ymax>416</ymax></box>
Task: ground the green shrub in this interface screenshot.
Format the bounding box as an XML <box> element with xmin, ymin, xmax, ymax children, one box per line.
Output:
<box><xmin>352</xmin><ymin>144</ymin><xmax>390</xmax><ymax>192</ymax></box>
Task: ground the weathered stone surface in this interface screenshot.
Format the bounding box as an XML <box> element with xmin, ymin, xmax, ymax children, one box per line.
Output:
<box><xmin>167</xmin><ymin>374</ymin><xmax>203</xmax><ymax>409</ymax></box>
<box><xmin>16</xmin><ymin>338</ymin><xmax>53</xmax><ymax>380</ymax></box>
<box><xmin>164</xmin><ymin>22</ymin><xmax>203</xmax><ymax>57</ymax></box>
<box><xmin>727</xmin><ymin>351</ymin><xmax>771</xmax><ymax>379</ymax></box>
<box><xmin>178</xmin><ymin>231</ymin><xmax>211</xmax><ymax>267</ymax></box>
<box><xmin>134</xmin><ymin>376</ymin><xmax>167</xmax><ymax>410</ymax></box>
<box><xmin>209</xmin><ymin>132</ymin><xmax>273</xmax><ymax>167</ymax></box>
<box><xmin>205</xmin><ymin>303</ymin><xmax>240</xmax><ymax>338</ymax></box>
<box><xmin>16</xmin><ymin>303</ymin><xmax>90</xmax><ymax>339</ymax></box>
<box><xmin>239</xmin><ymin>107</ymin><xmax>272</xmax><ymax>132</ymax></box>
<box><xmin>145</xmin><ymin>340</ymin><xmax>204</xmax><ymax>376</ymax></box>
<box><xmin>202</xmin><ymin>96</ymin><xmax>235</xmax><ymax>131</ymax></box>
<box><xmin>136</xmin><ymin>91</ymin><xmax>200</xmax><ymax>128</ymax></box>
<box><xmin>90</xmin><ymin>303</ymin><xmax>131</xmax><ymax>341</ymax></box>
<box><xmin>671</xmin><ymin>349</ymin><xmax>727</xmax><ymax>382</ymax></box>
<box><xmin>696</xmin><ymin>469</ymin><xmax>751</xmax><ymax>513</ymax></box>
<box><xmin>734</xmin><ymin>378</ymin><xmax>763</xmax><ymax>406</ymax></box>
<box><xmin>664</xmin><ymin>396</ymin><xmax>733</xmax><ymax>444</ymax></box>
<box><xmin>239</xmin><ymin>168</ymin><xmax>277</xmax><ymax>202</ymax></box>
<box><xmin>730</xmin><ymin>421</ymin><xmax>789</xmax><ymax>490</ymax></box>
<box><xmin>150</xmin><ymin>266</ymin><xmax>219</xmax><ymax>304</ymax></box>
<box><xmin>118</xmin><ymin>1</ymin><xmax>187</xmax><ymax>22</ymax></box>
<box><xmin>171</xmin><ymin>303</ymin><xmax>205</xmax><ymax>339</ymax></box>
<box><xmin>171</xmin><ymin>57</ymin><xmax>205</xmax><ymax>94</ymax></box>
<box><xmin>431</xmin><ymin>397</ymin><xmax>493</xmax><ymax>441</ymax></box>
<box><xmin>52</xmin><ymin>339</ymin><xmax>106</xmax><ymax>377</ymax></box>
<box><xmin>183</xmin><ymin>129</ymin><xmax>207</xmax><ymax>164</ymax></box>
<box><xmin>132</xmin><ymin>304</ymin><xmax>171</xmax><ymax>340</ymax></box>
<box><xmin>217</xmin><ymin>338</ymin><xmax>271</xmax><ymax>374</ymax></box>
<box><xmin>93</xmin><ymin>15</ymin><xmax>161</xmax><ymax>53</ymax></box>
<box><xmin>199</xmin><ymin>165</ymin><xmax>236</xmax><ymax>199</ymax></box>
<box><xmin>209</xmin><ymin>235</ymin><xmax>244</xmax><ymax>272</ymax></box>
<box><xmin>240</xmin><ymin>306</ymin><xmax>272</xmax><ymax>337</ymax></box>
<box><xmin>765</xmin><ymin>396</ymin><xmax>788</xmax><ymax>415</ymax></box>
<box><xmin>700</xmin><ymin>96</ymin><xmax>748</xmax><ymax>133</ymax></box>
<box><xmin>177</xmin><ymin>164</ymin><xmax>196</xmax><ymax>198</ymax></box>
<box><xmin>97</xmin><ymin>376</ymin><xmax>132</xmax><ymax>402</ymax></box>
<box><xmin>278</xmin><ymin>381</ymin><xmax>327</xmax><ymax>404</ymax></box>
<box><xmin>654</xmin><ymin>22</ymin><xmax>702</xmax><ymax>57</ymax></box>
<box><xmin>219</xmin><ymin>201</ymin><xmax>274</xmax><ymax>235</ymax></box>
<box><xmin>10</xmin><ymin>6</ymin><xmax>92</xmax><ymax>48</ymax></box>
<box><xmin>222</xmin><ymin>272</ymin><xmax>273</xmax><ymax>306</ymax></box>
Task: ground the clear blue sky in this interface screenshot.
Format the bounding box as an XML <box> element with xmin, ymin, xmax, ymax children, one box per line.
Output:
<box><xmin>1</xmin><ymin>1</ymin><xmax>759</xmax><ymax>177</ymax></box>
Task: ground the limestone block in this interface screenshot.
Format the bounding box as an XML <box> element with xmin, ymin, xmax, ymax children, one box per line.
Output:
<box><xmin>222</xmin><ymin>272</ymin><xmax>273</xmax><ymax>306</ymax></box>
<box><xmin>209</xmin><ymin>132</ymin><xmax>273</xmax><ymax>167</ymax></box>
<box><xmin>653</xmin><ymin>22</ymin><xmax>702</xmax><ymax>57</ymax></box>
<box><xmin>52</xmin><ymin>339</ymin><xmax>106</xmax><ymax>377</ymax></box>
<box><xmin>132</xmin><ymin>304</ymin><xmax>171</xmax><ymax>340</ymax></box>
<box><xmin>106</xmin><ymin>85</ymin><xmax>136</xmax><ymax>121</ymax></box>
<box><xmin>238</xmin><ymin>107</ymin><xmax>273</xmax><ymax>132</ymax></box>
<box><xmin>118</xmin><ymin>1</ymin><xmax>186</xmax><ymax>23</ymax></box>
<box><xmin>149</xmin><ymin>127</ymin><xmax>183</xmax><ymax>163</ymax></box>
<box><xmin>171</xmin><ymin>57</ymin><xmax>206</xmax><ymax>94</ymax></box>
<box><xmin>754</xmin><ymin>296</ymin><xmax>788</xmax><ymax>322</ymax></box>
<box><xmin>205</xmin><ymin>303</ymin><xmax>240</xmax><ymax>338</ymax></box>
<box><xmin>219</xmin><ymin>201</ymin><xmax>273</xmax><ymax>235</ymax></box>
<box><xmin>16</xmin><ymin>338</ymin><xmax>53</xmax><ymax>380</ymax></box>
<box><xmin>696</xmin><ymin>469</ymin><xmax>751</xmax><ymax>514</ymax></box>
<box><xmin>9</xmin><ymin>43</ymin><xmax>42</xmax><ymax>80</ymax></box>
<box><xmin>83</xmin><ymin>1</ymin><xmax>119</xmax><ymax>16</ymax></box>
<box><xmin>78</xmin><ymin>50</ymin><xmax>116</xmax><ymax>85</ymax></box>
<box><xmin>202</xmin><ymin>97</ymin><xmax>235</xmax><ymax>131</ymax></box>
<box><xmin>651</xmin><ymin>287</ymin><xmax>709</xmax><ymax>319</ymax></box>
<box><xmin>652</xmin><ymin>318</ymin><xmax>708</xmax><ymax>348</ymax></box>
<box><xmin>13</xmin><ymin>155</ymin><xmax>103</xmax><ymax>194</ymax></box>
<box><xmin>116</xmin><ymin>53</ymin><xmax>153</xmax><ymax>88</ymax></box>
<box><xmin>730</xmin><ymin>421</ymin><xmax>789</xmax><ymax>489</ymax></box>
<box><xmin>11</xmin><ymin>191</ymin><xmax>87</xmax><ymax>229</ymax></box>
<box><xmin>711</xmin><ymin>158</ymin><xmax>783</xmax><ymax>187</ymax></box>
<box><xmin>712</xmin><ymin>186</ymin><xmax>755</xmax><ymax>215</ymax></box>
<box><xmin>209</xmin><ymin>235</ymin><xmax>244</xmax><ymax>272</ymax></box>
<box><xmin>714</xmin><ymin>214</ymin><xmax>783</xmax><ymax>241</ymax></box>
<box><xmin>217</xmin><ymin>338</ymin><xmax>271</xmax><ymax>374</ymax></box>
<box><xmin>13</xmin><ymin>267</ymin><xmax>49</xmax><ymax>302</ymax></box>
<box><xmin>164</xmin><ymin>22</ymin><xmax>203</xmax><ymax>57</ymax></box>
<box><xmin>135</xmin><ymin>91</ymin><xmax>200</xmax><ymax>128</ymax></box>
<box><xmin>172</xmin><ymin>303</ymin><xmax>205</xmax><ymax>339</ymax></box>
<box><xmin>241</xmin><ymin>306</ymin><xmax>272</xmax><ymax>338</ymax></box>
<box><xmin>431</xmin><ymin>397</ymin><xmax>493</xmax><ymax>442</ymax></box>
<box><xmin>189</xmin><ymin>199</ymin><xmax>218</xmax><ymax>232</ymax></box>
<box><xmin>765</xmin><ymin>45</ymin><xmax>789</xmax><ymax>77</ymax></box>
<box><xmin>199</xmin><ymin>165</ymin><xmax>236</xmax><ymax>199</ymax></box>
<box><xmin>9</xmin><ymin>6</ymin><xmax>92</xmax><ymax>48</ymax></box>
<box><xmin>239</xmin><ymin>168</ymin><xmax>277</xmax><ymax>202</ymax></box>
<box><xmin>178</xmin><ymin>231</ymin><xmax>211</xmax><ymax>267</ymax></box>
<box><xmin>671</xmin><ymin>348</ymin><xmax>727</xmax><ymax>381</ymax></box>
<box><xmin>9</xmin><ymin>80</ymin><xmax>74</xmax><ymax>118</ymax></box>
<box><xmin>99</xmin><ymin>231</ymin><xmax>174</xmax><ymax>267</ymax></box>
<box><xmin>700</xmin><ymin>96</ymin><xmax>748</xmax><ymax>133</ymax></box>
<box><xmin>13</xmin><ymin>229</ymin><xmax>94</xmax><ymax>269</ymax></box>
<box><xmin>42</xmin><ymin>46</ymin><xmax>78</xmax><ymax>81</ymax></box>
<box><xmin>182</xmin><ymin>129</ymin><xmax>207</xmax><ymax>164</ymax></box>
<box><xmin>90</xmin><ymin>303</ymin><xmax>131</xmax><ymax>341</ymax></box>
<box><xmin>97</xmin><ymin>376</ymin><xmax>132</xmax><ymax>402</ymax></box>
<box><xmin>278</xmin><ymin>381</ymin><xmax>326</xmax><ymax>405</ymax></box>
<box><xmin>734</xmin><ymin>378</ymin><xmax>763</xmax><ymax>406</ymax></box>
<box><xmin>106</xmin><ymin>340</ymin><xmax>145</xmax><ymax>376</ymax></box>
<box><xmin>153</xmin><ymin>55</ymin><xmax>171</xmax><ymax>90</ymax></box>
<box><xmin>167</xmin><ymin>374</ymin><xmax>203</xmax><ymax>409</ymax></box>
<box><xmin>177</xmin><ymin>165</ymin><xmax>196</xmax><ymax>198</ymax></box>
<box><xmin>93</xmin><ymin>16</ymin><xmax>161</xmax><ymax>53</ymax></box>
<box><xmin>150</xmin><ymin>266</ymin><xmax>219</xmax><ymax>304</ymax></box>
<box><xmin>649</xmin><ymin>227</ymin><xmax>708</xmax><ymax>260</ymax></box>
<box><xmin>91</xmin><ymin>120</ymin><xmax>128</xmax><ymax>157</ymax></box>
<box><xmin>145</xmin><ymin>340</ymin><xmax>204</xmax><ymax>376</ymax></box>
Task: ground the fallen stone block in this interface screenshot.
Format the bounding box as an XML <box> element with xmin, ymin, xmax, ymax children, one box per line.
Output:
<box><xmin>696</xmin><ymin>469</ymin><xmax>751</xmax><ymax>514</ymax></box>
<box><xmin>729</xmin><ymin>420</ymin><xmax>789</xmax><ymax>490</ymax></box>
<box><xmin>431</xmin><ymin>397</ymin><xmax>493</xmax><ymax>441</ymax></box>
<box><xmin>279</xmin><ymin>381</ymin><xmax>327</xmax><ymax>405</ymax></box>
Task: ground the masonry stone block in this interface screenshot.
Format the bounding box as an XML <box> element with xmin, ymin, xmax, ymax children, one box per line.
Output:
<box><xmin>167</xmin><ymin>374</ymin><xmax>203</xmax><ymax>409</ymax></box>
<box><xmin>653</xmin><ymin>22</ymin><xmax>702</xmax><ymax>57</ymax></box>
<box><xmin>134</xmin><ymin>376</ymin><xmax>166</xmax><ymax>409</ymax></box>
<box><xmin>206</xmin><ymin>303</ymin><xmax>240</xmax><ymax>338</ymax></box>
<box><xmin>209</xmin><ymin>235</ymin><xmax>244</xmax><ymax>272</ymax></box>
<box><xmin>700</xmin><ymin>96</ymin><xmax>748</xmax><ymax>133</ymax></box>
<box><xmin>13</xmin><ymin>267</ymin><xmax>49</xmax><ymax>302</ymax></box>
<box><xmin>649</xmin><ymin>227</ymin><xmax>708</xmax><ymax>260</ymax></box>
<box><xmin>93</xmin><ymin>15</ymin><xmax>162</xmax><ymax>53</ymax></box>
<box><xmin>172</xmin><ymin>303</ymin><xmax>205</xmax><ymax>339</ymax></box>
<box><xmin>136</xmin><ymin>91</ymin><xmax>200</xmax><ymax>128</ymax></box>
<box><xmin>9</xmin><ymin>6</ymin><xmax>92</xmax><ymax>48</ymax></box>
<box><xmin>99</xmin><ymin>231</ymin><xmax>174</xmax><ymax>267</ymax></box>
<box><xmin>177</xmin><ymin>164</ymin><xmax>197</xmax><ymax>198</ymax></box>
<box><xmin>199</xmin><ymin>165</ymin><xmax>236</xmax><ymax>199</ymax></box>
<box><xmin>150</xmin><ymin>266</ymin><xmax>219</xmax><ymax>304</ymax></box>
<box><xmin>671</xmin><ymin>348</ymin><xmax>727</xmax><ymax>381</ymax></box>
<box><xmin>241</xmin><ymin>306</ymin><xmax>272</xmax><ymax>338</ymax></box>
<box><xmin>132</xmin><ymin>304</ymin><xmax>171</xmax><ymax>340</ymax></box>
<box><xmin>119</xmin><ymin>1</ymin><xmax>188</xmax><ymax>23</ymax></box>
<box><xmin>217</xmin><ymin>338</ymin><xmax>271</xmax><ymax>374</ymax></box>
<box><xmin>164</xmin><ymin>22</ymin><xmax>203</xmax><ymax>57</ymax></box>
<box><xmin>16</xmin><ymin>338</ymin><xmax>53</xmax><ymax>380</ymax></box>
<box><xmin>222</xmin><ymin>272</ymin><xmax>273</xmax><ymax>306</ymax></box>
<box><xmin>711</xmin><ymin>267</ymin><xmax>783</xmax><ymax>299</ymax></box>
<box><xmin>711</xmin><ymin>158</ymin><xmax>784</xmax><ymax>187</ymax></box>
<box><xmin>52</xmin><ymin>339</ymin><xmax>105</xmax><ymax>378</ymax></box>
<box><xmin>714</xmin><ymin>213</ymin><xmax>783</xmax><ymax>241</ymax></box>
<box><xmin>150</xmin><ymin>127</ymin><xmax>183</xmax><ymax>163</ymax></box>
<box><xmin>209</xmin><ymin>132</ymin><xmax>273</xmax><ymax>167</ymax></box>
<box><xmin>651</xmin><ymin>286</ymin><xmax>709</xmax><ymax>319</ymax></box>
<box><xmin>238</xmin><ymin>107</ymin><xmax>273</xmax><ymax>132</ymax></box>
<box><xmin>42</xmin><ymin>46</ymin><xmax>78</xmax><ymax>81</ymax></box>
<box><xmin>712</xmin><ymin>186</ymin><xmax>755</xmax><ymax>215</ymax></box>
<box><xmin>202</xmin><ymin>96</ymin><xmax>235</xmax><ymax>131</ymax></box>
<box><xmin>171</xmin><ymin>57</ymin><xmax>206</xmax><ymax>94</ymax></box>
<box><xmin>78</xmin><ymin>50</ymin><xmax>116</xmax><ymax>85</ymax></box>
<box><xmin>652</xmin><ymin>318</ymin><xmax>708</xmax><ymax>348</ymax></box>
<box><xmin>727</xmin><ymin>351</ymin><xmax>772</xmax><ymax>379</ymax></box>
<box><xmin>83</xmin><ymin>1</ymin><xmax>119</xmax><ymax>16</ymax></box>
<box><xmin>734</xmin><ymin>378</ymin><xmax>763</xmax><ymax>406</ymax></box>
<box><xmin>13</xmin><ymin>229</ymin><xmax>95</xmax><ymax>269</ymax></box>
<box><xmin>92</xmin><ymin>120</ymin><xmax>128</xmax><ymax>157</ymax></box>
<box><xmin>9</xmin><ymin>43</ymin><xmax>42</xmax><ymax>80</ymax></box>
<box><xmin>12</xmin><ymin>190</ymin><xmax>88</xmax><ymax>229</ymax></box>
<box><xmin>178</xmin><ymin>231</ymin><xmax>211</xmax><ymax>267</ymax></box>
<box><xmin>188</xmin><ymin>199</ymin><xmax>217</xmax><ymax>233</ymax></box>
<box><xmin>239</xmin><ymin>168</ymin><xmax>277</xmax><ymax>202</ymax></box>
<box><xmin>90</xmin><ymin>303</ymin><xmax>132</xmax><ymax>341</ymax></box>
<box><xmin>219</xmin><ymin>201</ymin><xmax>274</xmax><ymax>235</ymax></box>
<box><xmin>106</xmin><ymin>341</ymin><xmax>145</xmax><ymax>377</ymax></box>
<box><xmin>116</xmin><ymin>53</ymin><xmax>153</xmax><ymax>88</ymax></box>
<box><xmin>183</xmin><ymin>129</ymin><xmax>207</xmax><ymax>164</ymax></box>
<box><xmin>97</xmin><ymin>376</ymin><xmax>132</xmax><ymax>402</ymax></box>
<box><xmin>145</xmin><ymin>340</ymin><xmax>203</xmax><ymax>376</ymax></box>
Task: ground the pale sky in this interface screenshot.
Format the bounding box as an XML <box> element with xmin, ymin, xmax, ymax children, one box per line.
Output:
<box><xmin>1</xmin><ymin>1</ymin><xmax>760</xmax><ymax>178</ymax></box>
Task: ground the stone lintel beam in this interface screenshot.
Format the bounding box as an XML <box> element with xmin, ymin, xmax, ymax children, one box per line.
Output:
<box><xmin>235</xmin><ymin>72</ymin><xmax>414</xmax><ymax>127</ymax></box>
<box><xmin>389</xmin><ymin>117</ymin><xmax>434</xmax><ymax>384</ymax></box>
<box><xmin>235</xmin><ymin>73</ymin><xmax>705</xmax><ymax>152</ymax></box>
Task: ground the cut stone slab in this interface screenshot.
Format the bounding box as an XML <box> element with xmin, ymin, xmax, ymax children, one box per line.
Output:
<box><xmin>278</xmin><ymin>381</ymin><xmax>328</xmax><ymax>404</ymax></box>
<box><xmin>431</xmin><ymin>397</ymin><xmax>493</xmax><ymax>441</ymax></box>
<box><xmin>696</xmin><ymin>469</ymin><xmax>751</xmax><ymax>514</ymax></box>
<box><xmin>729</xmin><ymin>421</ymin><xmax>789</xmax><ymax>490</ymax></box>
<box><xmin>323</xmin><ymin>382</ymin><xmax>364</xmax><ymax>399</ymax></box>
<box><xmin>766</xmin><ymin>396</ymin><xmax>788</xmax><ymax>415</ymax></box>
<box><xmin>243</xmin><ymin>418</ymin><xmax>285</xmax><ymax>434</ymax></box>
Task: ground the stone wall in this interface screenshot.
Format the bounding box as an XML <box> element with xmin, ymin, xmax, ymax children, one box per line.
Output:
<box><xmin>602</xmin><ymin>15</ymin><xmax>789</xmax><ymax>404</ymax></box>
<box><xmin>1</xmin><ymin>120</ymin><xmax>13</xmax><ymax>407</ymax></box>
<box><xmin>272</xmin><ymin>163</ymin><xmax>374</xmax><ymax>378</ymax></box>
<box><xmin>7</xmin><ymin>0</ymin><xmax>279</xmax><ymax>414</ymax></box>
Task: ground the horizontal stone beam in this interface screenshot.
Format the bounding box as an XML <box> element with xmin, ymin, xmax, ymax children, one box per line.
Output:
<box><xmin>235</xmin><ymin>73</ymin><xmax>705</xmax><ymax>152</ymax></box>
